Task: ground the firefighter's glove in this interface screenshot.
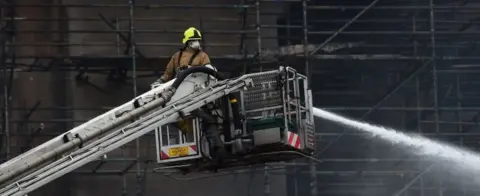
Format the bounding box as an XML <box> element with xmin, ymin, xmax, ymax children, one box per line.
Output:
<box><xmin>151</xmin><ymin>79</ymin><xmax>164</xmax><ymax>89</ymax></box>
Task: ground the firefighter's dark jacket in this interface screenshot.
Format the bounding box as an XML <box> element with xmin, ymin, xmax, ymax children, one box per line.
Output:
<box><xmin>160</xmin><ymin>48</ymin><xmax>211</xmax><ymax>82</ymax></box>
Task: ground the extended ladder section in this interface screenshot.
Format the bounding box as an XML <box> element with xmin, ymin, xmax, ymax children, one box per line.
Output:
<box><xmin>0</xmin><ymin>67</ymin><xmax>252</xmax><ymax>196</ymax></box>
<box><xmin>0</xmin><ymin>66</ymin><xmax>316</xmax><ymax>196</ymax></box>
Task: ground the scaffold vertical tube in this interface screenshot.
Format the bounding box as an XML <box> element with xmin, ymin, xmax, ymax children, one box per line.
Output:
<box><xmin>303</xmin><ymin>0</ymin><xmax>317</xmax><ymax>195</ymax></box>
<box><xmin>0</xmin><ymin>3</ymin><xmax>10</xmax><ymax>161</ymax></box>
<box><xmin>430</xmin><ymin>0</ymin><xmax>439</xmax><ymax>136</ymax></box>
<box><xmin>255</xmin><ymin>0</ymin><xmax>261</xmax><ymax>58</ymax></box>
<box><xmin>127</xmin><ymin>0</ymin><xmax>142</xmax><ymax>195</ymax></box>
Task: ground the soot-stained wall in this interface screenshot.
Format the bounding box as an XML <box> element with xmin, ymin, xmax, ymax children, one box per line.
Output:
<box><xmin>11</xmin><ymin>0</ymin><xmax>289</xmax><ymax>195</ymax></box>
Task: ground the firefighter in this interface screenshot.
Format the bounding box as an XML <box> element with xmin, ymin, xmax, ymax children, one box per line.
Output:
<box><xmin>153</xmin><ymin>27</ymin><xmax>211</xmax><ymax>85</ymax></box>
<box><xmin>154</xmin><ymin>27</ymin><xmax>211</xmax><ymax>144</ymax></box>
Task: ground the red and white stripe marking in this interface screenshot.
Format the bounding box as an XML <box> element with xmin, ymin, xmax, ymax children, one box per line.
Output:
<box><xmin>287</xmin><ymin>131</ymin><xmax>301</xmax><ymax>149</ymax></box>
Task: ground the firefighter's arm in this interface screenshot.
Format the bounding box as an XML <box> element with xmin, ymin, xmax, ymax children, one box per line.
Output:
<box><xmin>200</xmin><ymin>52</ymin><xmax>211</xmax><ymax>65</ymax></box>
<box><xmin>159</xmin><ymin>54</ymin><xmax>176</xmax><ymax>82</ymax></box>
<box><xmin>200</xmin><ymin>52</ymin><xmax>218</xmax><ymax>75</ymax></box>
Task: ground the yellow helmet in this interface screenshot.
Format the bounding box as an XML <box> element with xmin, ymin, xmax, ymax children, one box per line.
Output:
<box><xmin>182</xmin><ymin>27</ymin><xmax>202</xmax><ymax>44</ymax></box>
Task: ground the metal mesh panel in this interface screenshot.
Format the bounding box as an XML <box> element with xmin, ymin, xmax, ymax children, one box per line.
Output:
<box><xmin>243</xmin><ymin>72</ymin><xmax>283</xmax><ymax>111</ymax></box>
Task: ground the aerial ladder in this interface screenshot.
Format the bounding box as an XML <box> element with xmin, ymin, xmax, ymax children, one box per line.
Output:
<box><xmin>0</xmin><ymin>65</ymin><xmax>316</xmax><ymax>196</ymax></box>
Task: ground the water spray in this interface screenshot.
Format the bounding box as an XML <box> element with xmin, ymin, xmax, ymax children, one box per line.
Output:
<box><xmin>312</xmin><ymin>107</ymin><xmax>480</xmax><ymax>171</ymax></box>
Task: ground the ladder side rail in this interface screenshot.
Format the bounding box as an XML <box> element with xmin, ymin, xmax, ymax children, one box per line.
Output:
<box><xmin>0</xmin><ymin>81</ymin><xmax>224</xmax><ymax>193</ymax></box>
<box><xmin>2</xmin><ymin>99</ymin><xmax>196</xmax><ymax>194</ymax></box>
<box><xmin>0</xmin><ymin>80</ymin><xmax>177</xmax><ymax>178</ymax></box>
<box><xmin>3</xmin><ymin>80</ymin><xmax>251</xmax><ymax>196</ymax></box>
<box><xmin>1</xmin><ymin>115</ymin><xmax>145</xmax><ymax>193</ymax></box>
<box><xmin>0</xmin><ymin>92</ymin><xmax>171</xmax><ymax>186</ymax></box>
<box><xmin>3</xmin><ymin>113</ymin><xmax>178</xmax><ymax>196</ymax></box>
<box><xmin>0</xmin><ymin>75</ymin><xmax>219</xmax><ymax>186</ymax></box>
<box><xmin>0</xmin><ymin>119</ymin><xmax>152</xmax><ymax>193</ymax></box>
<box><xmin>1</xmin><ymin>75</ymin><xmax>235</xmax><ymax>191</ymax></box>
<box><xmin>0</xmin><ymin>80</ymin><xmax>176</xmax><ymax>175</ymax></box>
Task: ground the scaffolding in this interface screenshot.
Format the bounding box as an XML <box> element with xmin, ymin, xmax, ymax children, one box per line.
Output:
<box><xmin>1</xmin><ymin>0</ymin><xmax>480</xmax><ymax>195</ymax></box>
